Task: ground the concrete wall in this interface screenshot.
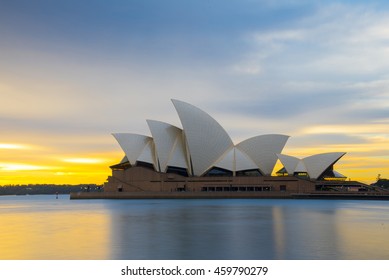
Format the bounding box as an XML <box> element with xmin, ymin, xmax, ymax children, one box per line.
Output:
<box><xmin>104</xmin><ymin>166</ymin><xmax>316</xmax><ymax>193</ymax></box>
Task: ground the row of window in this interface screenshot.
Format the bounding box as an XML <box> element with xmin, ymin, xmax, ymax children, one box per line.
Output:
<box><xmin>134</xmin><ymin>162</ymin><xmax>264</xmax><ymax>177</ymax></box>
<box><xmin>201</xmin><ymin>186</ymin><xmax>273</xmax><ymax>192</ymax></box>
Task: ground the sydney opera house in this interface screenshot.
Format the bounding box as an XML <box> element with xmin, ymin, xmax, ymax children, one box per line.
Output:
<box><xmin>101</xmin><ymin>99</ymin><xmax>369</xmax><ymax>197</ymax></box>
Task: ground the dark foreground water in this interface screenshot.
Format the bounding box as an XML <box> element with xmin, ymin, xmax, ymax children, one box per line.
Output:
<box><xmin>1</xmin><ymin>195</ymin><xmax>389</xmax><ymax>260</ymax></box>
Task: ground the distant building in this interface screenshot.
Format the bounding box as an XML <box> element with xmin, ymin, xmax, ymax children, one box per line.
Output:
<box><xmin>104</xmin><ymin>99</ymin><xmax>367</xmax><ymax>194</ymax></box>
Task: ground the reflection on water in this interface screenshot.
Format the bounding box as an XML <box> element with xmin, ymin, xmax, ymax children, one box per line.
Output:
<box><xmin>1</xmin><ymin>195</ymin><xmax>389</xmax><ymax>259</ymax></box>
<box><xmin>336</xmin><ymin>205</ymin><xmax>389</xmax><ymax>259</ymax></box>
<box><xmin>0</xmin><ymin>195</ymin><xmax>110</xmax><ymax>259</ymax></box>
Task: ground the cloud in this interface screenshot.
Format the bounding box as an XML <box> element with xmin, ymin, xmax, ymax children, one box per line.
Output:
<box><xmin>1</xmin><ymin>0</ymin><xmax>389</xmax><ymax>183</ymax></box>
<box><xmin>0</xmin><ymin>143</ymin><xmax>31</xmax><ymax>150</ymax></box>
<box><xmin>0</xmin><ymin>163</ymin><xmax>54</xmax><ymax>172</ymax></box>
<box><xmin>62</xmin><ymin>158</ymin><xmax>105</xmax><ymax>164</ymax></box>
<box><xmin>301</xmin><ymin>123</ymin><xmax>389</xmax><ymax>135</ymax></box>
<box><xmin>221</xmin><ymin>3</ymin><xmax>389</xmax><ymax>129</ymax></box>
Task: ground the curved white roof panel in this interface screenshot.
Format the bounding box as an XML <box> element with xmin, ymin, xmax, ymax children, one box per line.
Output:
<box><xmin>146</xmin><ymin>120</ymin><xmax>188</xmax><ymax>172</ymax></box>
<box><xmin>215</xmin><ymin>147</ymin><xmax>260</xmax><ymax>172</ymax></box>
<box><xmin>214</xmin><ymin>147</ymin><xmax>235</xmax><ymax>171</ymax></box>
<box><xmin>235</xmin><ymin>147</ymin><xmax>258</xmax><ymax>171</ymax></box>
<box><xmin>112</xmin><ymin>133</ymin><xmax>152</xmax><ymax>166</ymax></box>
<box><xmin>168</xmin><ymin>131</ymin><xmax>189</xmax><ymax>170</ymax></box>
<box><xmin>303</xmin><ymin>152</ymin><xmax>346</xmax><ymax>179</ymax></box>
<box><xmin>172</xmin><ymin>99</ymin><xmax>234</xmax><ymax>176</ymax></box>
<box><xmin>295</xmin><ymin>160</ymin><xmax>308</xmax><ymax>173</ymax></box>
<box><xmin>332</xmin><ymin>170</ymin><xmax>347</xmax><ymax>178</ymax></box>
<box><xmin>137</xmin><ymin>140</ymin><xmax>157</xmax><ymax>169</ymax></box>
<box><xmin>237</xmin><ymin>134</ymin><xmax>289</xmax><ymax>175</ymax></box>
<box><xmin>276</xmin><ymin>154</ymin><xmax>300</xmax><ymax>175</ymax></box>
<box><xmin>112</xmin><ymin>100</ymin><xmax>347</xmax><ymax>180</ymax></box>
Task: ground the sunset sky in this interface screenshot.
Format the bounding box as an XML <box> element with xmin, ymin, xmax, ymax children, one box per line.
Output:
<box><xmin>1</xmin><ymin>0</ymin><xmax>389</xmax><ymax>185</ymax></box>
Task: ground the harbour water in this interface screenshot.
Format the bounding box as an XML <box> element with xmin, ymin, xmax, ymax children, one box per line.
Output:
<box><xmin>1</xmin><ymin>195</ymin><xmax>389</xmax><ymax>260</ymax></box>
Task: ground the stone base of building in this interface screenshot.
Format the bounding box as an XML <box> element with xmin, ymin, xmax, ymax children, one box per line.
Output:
<box><xmin>103</xmin><ymin>166</ymin><xmax>317</xmax><ymax>193</ymax></box>
<box><xmin>84</xmin><ymin>165</ymin><xmax>382</xmax><ymax>199</ymax></box>
<box><xmin>70</xmin><ymin>190</ymin><xmax>389</xmax><ymax>200</ymax></box>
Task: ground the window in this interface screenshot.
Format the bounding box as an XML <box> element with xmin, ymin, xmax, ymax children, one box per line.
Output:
<box><xmin>236</xmin><ymin>169</ymin><xmax>262</xmax><ymax>176</ymax></box>
<box><xmin>166</xmin><ymin>166</ymin><xmax>188</xmax><ymax>177</ymax></box>
<box><xmin>204</xmin><ymin>167</ymin><xmax>233</xmax><ymax>177</ymax></box>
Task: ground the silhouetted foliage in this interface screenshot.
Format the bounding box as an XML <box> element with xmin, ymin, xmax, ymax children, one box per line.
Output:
<box><xmin>372</xmin><ymin>179</ymin><xmax>389</xmax><ymax>189</ymax></box>
<box><xmin>0</xmin><ymin>184</ymin><xmax>103</xmax><ymax>195</ymax></box>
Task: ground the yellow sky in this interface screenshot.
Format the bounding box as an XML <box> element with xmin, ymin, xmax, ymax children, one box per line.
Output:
<box><xmin>1</xmin><ymin>1</ymin><xmax>389</xmax><ymax>186</ymax></box>
<box><xmin>0</xmin><ymin>140</ymin><xmax>120</xmax><ymax>185</ymax></box>
<box><xmin>1</xmin><ymin>121</ymin><xmax>388</xmax><ymax>185</ymax></box>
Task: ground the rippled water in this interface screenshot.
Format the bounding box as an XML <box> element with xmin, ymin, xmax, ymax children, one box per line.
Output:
<box><xmin>1</xmin><ymin>195</ymin><xmax>389</xmax><ymax>260</ymax></box>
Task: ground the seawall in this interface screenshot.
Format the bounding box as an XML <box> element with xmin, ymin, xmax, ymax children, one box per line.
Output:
<box><xmin>70</xmin><ymin>191</ymin><xmax>389</xmax><ymax>200</ymax></box>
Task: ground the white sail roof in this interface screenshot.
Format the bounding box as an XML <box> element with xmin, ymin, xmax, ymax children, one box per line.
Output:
<box><xmin>172</xmin><ymin>99</ymin><xmax>234</xmax><ymax>176</ymax></box>
<box><xmin>303</xmin><ymin>152</ymin><xmax>346</xmax><ymax>179</ymax></box>
<box><xmin>235</xmin><ymin>147</ymin><xmax>259</xmax><ymax>171</ymax></box>
<box><xmin>112</xmin><ymin>133</ymin><xmax>152</xmax><ymax>166</ymax></box>
<box><xmin>215</xmin><ymin>147</ymin><xmax>260</xmax><ymax>172</ymax></box>
<box><xmin>237</xmin><ymin>134</ymin><xmax>289</xmax><ymax>175</ymax></box>
<box><xmin>137</xmin><ymin>140</ymin><xmax>157</xmax><ymax>169</ymax></box>
<box><xmin>277</xmin><ymin>152</ymin><xmax>346</xmax><ymax>179</ymax></box>
<box><xmin>168</xmin><ymin>131</ymin><xmax>189</xmax><ymax>170</ymax></box>
<box><xmin>146</xmin><ymin>120</ymin><xmax>188</xmax><ymax>172</ymax></box>
<box><xmin>332</xmin><ymin>170</ymin><xmax>347</xmax><ymax>178</ymax></box>
<box><xmin>276</xmin><ymin>154</ymin><xmax>300</xmax><ymax>174</ymax></box>
<box><xmin>214</xmin><ymin>147</ymin><xmax>235</xmax><ymax>171</ymax></box>
<box><xmin>295</xmin><ymin>160</ymin><xmax>308</xmax><ymax>173</ymax></box>
<box><xmin>112</xmin><ymin>100</ymin><xmax>347</xmax><ymax>180</ymax></box>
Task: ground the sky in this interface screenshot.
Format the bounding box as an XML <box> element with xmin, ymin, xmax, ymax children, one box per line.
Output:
<box><xmin>1</xmin><ymin>0</ymin><xmax>389</xmax><ymax>185</ymax></box>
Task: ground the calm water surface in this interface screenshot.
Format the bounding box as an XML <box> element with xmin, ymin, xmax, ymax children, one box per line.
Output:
<box><xmin>1</xmin><ymin>195</ymin><xmax>389</xmax><ymax>260</ymax></box>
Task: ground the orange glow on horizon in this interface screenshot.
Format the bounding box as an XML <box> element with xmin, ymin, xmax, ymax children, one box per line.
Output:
<box><xmin>0</xmin><ymin>163</ymin><xmax>54</xmax><ymax>172</ymax></box>
<box><xmin>0</xmin><ymin>141</ymin><xmax>121</xmax><ymax>185</ymax></box>
<box><xmin>1</xmin><ymin>128</ymin><xmax>388</xmax><ymax>185</ymax></box>
<box><xmin>301</xmin><ymin>123</ymin><xmax>389</xmax><ymax>135</ymax></box>
<box><xmin>0</xmin><ymin>143</ymin><xmax>32</xmax><ymax>150</ymax></box>
<box><xmin>62</xmin><ymin>158</ymin><xmax>105</xmax><ymax>164</ymax></box>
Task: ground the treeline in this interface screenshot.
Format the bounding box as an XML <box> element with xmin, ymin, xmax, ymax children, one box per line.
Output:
<box><xmin>0</xmin><ymin>184</ymin><xmax>103</xmax><ymax>195</ymax></box>
<box><xmin>372</xmin><ymin>179</ymin><xmax>389</xmax><ymax>189</ymax></box>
